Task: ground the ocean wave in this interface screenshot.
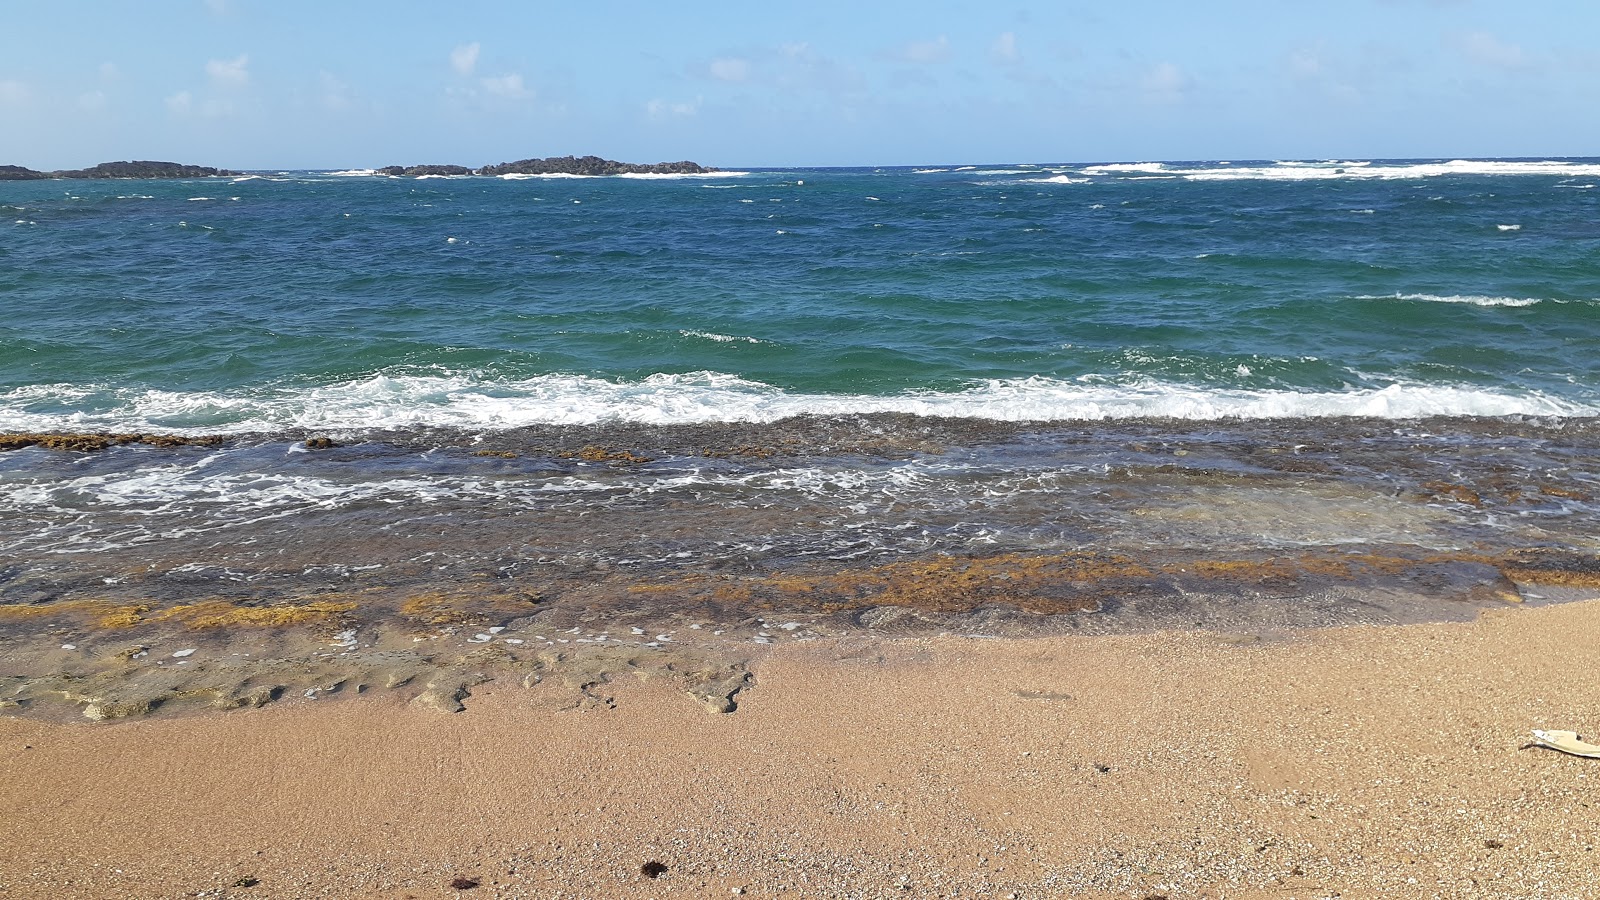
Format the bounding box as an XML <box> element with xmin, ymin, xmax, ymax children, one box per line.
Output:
<box><xmin>1093</xmin><ymin>159</ymin><xmax>1600</xmax><ymax>182</ymax></box>
<box><xmin>1081</xmin><ymin>162</ymin><xmax>1171</xmax><ymax>175</ymax></box>
<box><xmin>1017</xmin><ymin>175</ymin><xmax>1090</xmax><ymax>185</ymax></box>
<box><xmin>678</xmin><ymin>330</ymin><xmax>770</xmax><ymax>344</ymax></box>
<box><xmin>615</xmin><ymin>171</ymin><xmax>752</xmax><ymax>179</ymax></box>
<box><xmin>326</xmin><ymin>169</ymin><xmax>380</xmax><ymax>177</ymax></box>
<box><xmin>1</xmin><ymin>373</ymin><xmax>1592</xmax><ymax>434</ymax></box>
<box><xmin>1358</xmin><ymin>293</ymin><xmax>1545</xmax><ymax>308</ymax></box>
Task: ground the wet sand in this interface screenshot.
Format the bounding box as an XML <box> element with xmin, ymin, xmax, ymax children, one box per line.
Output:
<box><xmin>4</xmin><ymin>598</ymin><xmax>1599</xmax><ymax>899</ymax></box>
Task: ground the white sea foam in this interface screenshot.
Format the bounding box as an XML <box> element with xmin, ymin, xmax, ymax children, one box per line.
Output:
<box><xmin>678</xmin><ymin>330</ymin><xmax>769</xmax><ymax>344</ymax></box>
<box><xmin>1091</xmin><ymin>159</ymin><xmax>1600</xmax><ymax>182</ymax></box>
<box><xmin>0</xmin><ymin>372</ymin><xmax>1592</xmax><ymax>435</ymax></box>
<box><xmin>1359</xmin><ymin>292</ymin><xmax>1544</xmax><ymax>308</ymax></box>
<box><xmin>615</xmin><ymin>171</ymin><xmax>751</xmax><ymax>179</ymax></box>
<box><xmin>326</xmin><ymin>169</ymin><xmax>379</xmax><ymax>177</ymax></box>
<box><xmin>1017</xmin><ymin>175</ymin><xmax>1089</xmax><ymax>185</ymax></box>
<box><xmin>913</xmin><ymin>168</ymin><xmax>950</xmax><ymax>174</ymax></box>
<box><xmin>1082</xmin><ymin>162</ymin><xmax>1169</xmax><ymax>175</ymax></box>
<box><xmin>1497</xmin><ymin>224</ymin><xmax>1522</xmax><ymax>231</ymax></box>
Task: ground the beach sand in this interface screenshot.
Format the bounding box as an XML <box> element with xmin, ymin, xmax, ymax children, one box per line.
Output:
<box><xmin>3</xmin><ymin>599</ymin><xmax>1598</xmax><ymax>899</ymax></box>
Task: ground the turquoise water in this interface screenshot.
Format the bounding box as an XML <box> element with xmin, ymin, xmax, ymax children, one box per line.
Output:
<box><xmin>4</xmin><ymin>158</ymin><xmax>1599</xmax><ymax>432</ymax></box>
<box><xmin>3</xmin><ymin>160</ymin><xmax>1600</xmax><ymax>625</ymax></box>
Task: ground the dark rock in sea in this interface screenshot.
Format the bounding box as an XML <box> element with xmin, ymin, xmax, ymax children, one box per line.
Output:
<box><xmin>54</xmin><ymin>160</ymin><xmax>234</xmax><ymax>178</ymax></box>
<box><xmin>476</xmin><ymin>155</ymin><xmax>715</xmax><ymax>176</ymax></box>
<box><xmin>0</xmin><ymin>160</ymin><xmax>233</xmax><ymax>179</ymax></box>
<box><xmin>0</xmin><ymin>165</ymin><xmax>48</xmax><ymax>181</ymax></box>
<box><xmin>376</xmin><ymin>164</ymin><xmax>476</xmax><ymax>177</ymax></box>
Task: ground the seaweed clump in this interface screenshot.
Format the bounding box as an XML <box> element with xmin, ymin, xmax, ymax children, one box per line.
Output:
<box><xmin>0</xmin><ymin>432</ymin><xmax>224</xmax><ymax>452</ymax></box>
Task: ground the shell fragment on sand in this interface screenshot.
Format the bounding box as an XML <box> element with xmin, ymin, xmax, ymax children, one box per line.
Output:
<box><xmin>1524</xmin><ymin>729</ymin><xmax>1600</xmax><ymax>758</ymax></box>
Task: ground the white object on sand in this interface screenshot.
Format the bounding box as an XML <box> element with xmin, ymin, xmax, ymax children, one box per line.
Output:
<box><xmin>171</xmin><ymin>649</ymin><xmax>196</xmax><ymax>658</ymax></box>
<box><xmin>1525</xmin><ymin>730</ymin><xmax>1600</xmax><ymax>759</ymax></box>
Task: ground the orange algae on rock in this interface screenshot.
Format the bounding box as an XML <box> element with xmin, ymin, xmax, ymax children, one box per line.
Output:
<box><xmin>0</xmin><ymin>432</ymin><xmax>224</xmax><ymax>452</ymax></box>
<box><xmin>398</xmin><ymin>590</ymin><xmax>541</xmax><ymax>625</ymax></box>
<box><xmin>150</xmin><ymin>599</ymin><xmax>358</xmax><ymax>629</ymax></box>
<box><xmin>0</xmin><ymin>600</ymin><xmax>152</xmax><ymax>628</ymax></box>
<box><xmin>560</xmin><ymin>446</ymin><xmax>653</xmax><ymax>464</ymax></box>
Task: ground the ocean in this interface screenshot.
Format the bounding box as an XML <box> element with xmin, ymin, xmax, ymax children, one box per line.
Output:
<box><xmin>4</xmin><ymin>159</ymin><xmax>1600</xmax><ymax>648</ymax></box>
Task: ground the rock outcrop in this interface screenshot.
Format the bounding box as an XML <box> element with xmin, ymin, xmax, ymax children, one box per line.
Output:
<box><xmin>376</xmin><ymin>164</ymin><xmax>475</xmax><ymax>177</ymax></box>
<box><xmin>0</xmin><ymin>160</ymin><xmax>233</xmax><ymax>179</ymax></box>
<box><xmin>476</xmin><ymin>155</ymin><xmax>714</xmax><ymax>176</ymax></box>
<box><xmin>0</xmin><ymin>164</ymin><xmax>47</xmax><ymax>181</ymax></box>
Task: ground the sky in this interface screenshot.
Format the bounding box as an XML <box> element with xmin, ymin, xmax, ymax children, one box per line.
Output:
<box><xmin>1</xmin><ymin>0</ymin><xmax>1596</xmax><ymax>169</ymax></box>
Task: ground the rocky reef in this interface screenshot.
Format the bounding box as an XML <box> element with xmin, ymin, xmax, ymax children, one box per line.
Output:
<box><xmin>0</xmin><ymin>160</ymin><xmax>234</xmax><ymax>180</ymax></box>
<box><xmin>376</xmin><ymin>155</ymin><xmax>716</xmax><ymax>177</ymax></box>
<box><xmin>375</xmin><ymin>164</ymin><xmax>475</xmax><ymax>177</ymax></box>
<box><xmin>476</xmin><ymin>155</ymin><xmax>714</xmax><ymax>176</ymax></box>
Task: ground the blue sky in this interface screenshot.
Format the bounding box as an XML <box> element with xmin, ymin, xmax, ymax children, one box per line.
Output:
<box><xmin>2</xmin><ymin>0</ymin><xmax>1595</xmax><ymax>168</ymax></box>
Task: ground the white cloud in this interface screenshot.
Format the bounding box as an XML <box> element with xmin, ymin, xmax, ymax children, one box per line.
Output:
<box><xmin>206</xmin><ymin>54</ymin><xmax>250</xmax><ymax>87</ymax></box>
<box><xmin>1458</xmin><ymin>31</ymin><xmax>1527</xmax><ymax>69</ymax></box>
<box><xmin>895</xmin><ymin>36</ymin><xmax>952</xmax><ymax>64</ymax></box>
<box><xmin>320</xmin><ymin>71</ymin><xmax>351</xmax><ymax>111</ymax></box>
<box><xmin>204</xmin><ymin>0</ymin><xmax>232</xmax><ymax>14</ymax></box>
<box><xmin>78</xmin><ymin>90</ymin><xmax>107</xmax><ymax>112</ymax></box>
<box><xmin>1288</xmin><ymin>48</ymin><xmax>1322</xmax><ymax>79</ymax></box>
<box><xmin>991</xmin><ymin>32</ymin><xmax>1020</xmax><ymax>64</ymax></box>
<box><xmin>480</xmin><ymin>72</ymin><xmax>531</xmax><ymax>99</ymax></box>
<box><xmin>165</xmin><ymin>90</ymin><xmax>194</xmax><ymax>114</ymax></box>
<box><xmin>1141</xmin><ymin>62</ymin><xmax>1189</xmax><ymax>102</ymax></box>
<box><xmin>451</xmin><ymin>42</ymin><xmax>481</xmax><ymax>76</ymax></box>
<box><xmin>0</xmin><ymin>80</ymin><xmax>27</xmax><ymax>106</ymax></box>
<box><xmin>646</xmin><ymin>96</ymin><xmax>700</xmax><ymax>120</ymax></box>
<box><xmin>99</xmin><ymin>62</ymin><xmax>121</xmax><ymax>81</ymax></box>
<box><xmin>709</xmin><ymin>57</ymin><xmax>750</xmax><ymax>82</ymax></box>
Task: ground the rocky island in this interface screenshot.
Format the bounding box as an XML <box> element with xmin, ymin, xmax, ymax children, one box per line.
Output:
<box><xmin>379</xmin><ymin>155</ymin><xmax>716</xmax><ymax>177</ymax></box>
<box><xmin>0</xmin><ymin>155</ymin><xmax>716</xmax><ymax>180</ymax></box>
<box><xmin>0</xmin><ymin>160</ymin><xmax>234</xmax><ymax>180</ymax></box>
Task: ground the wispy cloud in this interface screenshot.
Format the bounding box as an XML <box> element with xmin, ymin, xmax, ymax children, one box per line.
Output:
<box><xmin>319</xmin><ymin>71</ymin><xmax>351</xmax><ymax>111</ymax></box>
<box><xmin>165</xmin><ymin>90</ymin><xmax>193</xmax><ymax>114</ymax></box>
<box><xmin>1140</xmin><ymin>62</ymin><xmax>1189</xmax><ymax>103</ymax></box>
<box><xmin>646</xmin><ymin>96</ymin><xmax>700</xmax><ymax>120</ymax></box>
<box><xmin>451</xmin><ymin>42</ymin><xmax>480</xmax><ymax>77</ymax></box>
<box><xmin>206</xmin><ymin>54</ymin><xmax>250</xmax><ymax>87</ymax></box>
<box><xmin>0</xmin><ymin>80</ymin><xmax>28</xmax><ymax>107</ymax></box>
<box><xmin>709</xmin><ymin>57</ymin><xmax>751</xmax><ymax>82</ymax></box>
<box><xmin>481</xmin><ymin>73</ymin><xmax>531</xmax><ymax>99</ymax></box>
<box><xmin>892</xmin><ymin>36</ymin><xmax>952</xmax><ymax>64</ymax></box>
<box><xmin>1456</xmin><ymin>31</ymin><xmax>1528</xmax><ymax>69</ymax></box>
<box><xmin>78</xmin><ymin>90</ymin><xmax>108</xmax><ymax>112</ymax></box>
<box><xmin>991</xmin><ymin>32</ymin><xmax>1021</xmax><ymax>65</ymax></box>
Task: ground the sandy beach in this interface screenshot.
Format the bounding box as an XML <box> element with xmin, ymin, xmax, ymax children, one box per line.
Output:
<box><xmin>3</xmin><ymin>598</ymin><xmax>1597</xmax><ymax>899</ymax></box>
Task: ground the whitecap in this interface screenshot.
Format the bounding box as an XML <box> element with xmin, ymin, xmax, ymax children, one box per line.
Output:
<box><xmin>1359</xmin><ymin>292</ymin><xmax>1542</xmax><ymax>308</ymax></box>
<box><xmin>1497</xmin><ymin>224</ymin><xmax>1522</xmax><ymax>232</ymax></box>
<box><xmin>0</xmin><ymin>371</ymin><xmax>1592</xmax><ymax>435</ymax></box>
<box><xmin>1081</xmin><ymin>162</ymin><xmax>1168</xmax><ymax>175</ymax></box>
<box><xmin>615</xmin><ymin>171</ymin><xmax>751</xmax><ymax>179</ymax></box>
<box><xmin>678</xmin><ymin>330</ymin><xmax>769</xmax><ymax>344</ymax></box>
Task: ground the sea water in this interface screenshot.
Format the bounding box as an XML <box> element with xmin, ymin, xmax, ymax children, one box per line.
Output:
<box><xmin>2</xmin><ymin>160</ymin><xmax>1598</xmax><ymax>629</ymax></box>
